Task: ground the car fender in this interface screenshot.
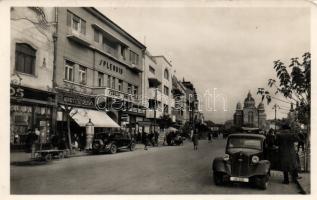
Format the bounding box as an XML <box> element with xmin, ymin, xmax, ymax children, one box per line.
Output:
<box><xmin>253</xmin><ymin>160</ymin><xmax>271</xmax><ymax>176</ymax></box>
<box><xmin>212</xmin><ymin>157</ymin><xmax>230</xmax><ymax>174</ymax></box>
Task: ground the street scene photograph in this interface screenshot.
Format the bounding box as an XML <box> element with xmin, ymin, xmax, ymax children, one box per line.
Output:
<box><xmin>5</xmin><ymin>0</ymin><xmax>312</xmax><ymax>196</ymax></box>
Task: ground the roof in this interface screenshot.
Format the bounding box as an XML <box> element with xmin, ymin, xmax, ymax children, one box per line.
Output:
<box><xmin>152</xmin><ymin>55</ymin><xmax>172</xmax><ymax>67</ymax></box>
<box><xmin>228</xmin><ymin>133</ymin><xmax>266</xmax><ymax>140</ymax></box>
<box><xmin>85</xmin><ymin>7</ymin><xmax>146</xmax><ymax>50</ymax></box>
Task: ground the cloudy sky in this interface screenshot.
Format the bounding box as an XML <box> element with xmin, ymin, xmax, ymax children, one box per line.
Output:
<box><xmin>98</xmin><ymin>5</ymin><xmax>310</xmax><ymax>123</ymax></box>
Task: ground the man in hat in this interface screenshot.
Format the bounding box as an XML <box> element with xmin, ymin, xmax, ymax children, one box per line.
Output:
<box><xmin>276</xmin><ymin>124</ymin><xmax>301</xmax><ymax>184</ymax></box>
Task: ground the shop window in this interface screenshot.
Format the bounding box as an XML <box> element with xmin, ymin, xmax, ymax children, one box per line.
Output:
<box><xmin>164</xmin><ymin>86</ymin><xmax>169</xmax><ymax>96</ymax></box>
<box><xmin>118</xmin><ymin>79</ymin><xmax>123</xmax><ymax>92</ymax></box>
<box><xmin>15</xmin><ymin>43</ymin><xmax>36</xmax><ymax>75</ymax></box>
<box><xmin>164</xmin><ymin>68</ymin><xmax>169</xmax><ymax>80</ymax></box>
<box><xmin>129</xmin><ymin>50</ymin><xmax>139</xmax><ymax>65</ymax></box>
<box><xmin>98</xmin><ymin>72</ymin><xmax>104</xmax><ymax>87</ymax></box>
<box><xmin>65</xmin><ymin>60</ymin><xmax>74</xmax><ymax>81</ymax></box>
<box><xmin>67</xmin><ymin>10</ymin><xmax>86</xmax><ymax>35</ymax></box>
<box><xmin>79</xmin><ymin>66</ymin><xmax>87</xmax><ymax>85</ymax></box>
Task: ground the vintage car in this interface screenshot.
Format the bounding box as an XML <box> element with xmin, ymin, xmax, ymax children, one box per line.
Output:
<box><xmin>92</xmin><ymin>131</ymin><xmax>135</xmax><ymax>154</ymax></box>
<box><xmin>212</xmin><ymin>133</ymin><xmax>270</xmax><ymax>189</ymax></box>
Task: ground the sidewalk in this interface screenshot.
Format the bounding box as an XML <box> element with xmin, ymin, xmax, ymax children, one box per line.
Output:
<box><xmin>296</xmin><ymin>172</ymin><xmax>310</xmax><ymax>194</ymax></box>
<box><xmin>10</xmin><ymin>143</ymin><xmax>174</xmax><ymax>163</ymax></box>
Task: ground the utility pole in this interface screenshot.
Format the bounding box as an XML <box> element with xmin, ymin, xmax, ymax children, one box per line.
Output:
<box><xmin>153</xmin><ymin>87</ymin><xmax>157</xmax><ymax>133</ymax></box>
<box><xmin>272</xmin><ymin>104</ymin><xmax>280</xmax><ymax>132</ymax></box>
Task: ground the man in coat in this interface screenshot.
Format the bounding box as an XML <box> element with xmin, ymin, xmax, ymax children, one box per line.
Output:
<box><xmin>275</xmin><ymin>125</ymin><xmax>301</xmax><ymax>184</ymax></box>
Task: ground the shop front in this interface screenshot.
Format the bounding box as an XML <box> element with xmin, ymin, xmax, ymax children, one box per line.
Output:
<box><xmin>10</xmin><ymin>84</ymin><xmax>56</xmax><ymax>151</ymax></box>
<box><xmin>56</xmin><ymin>89</ymin><xmax>120</xmax><ymax>150</ymax></box>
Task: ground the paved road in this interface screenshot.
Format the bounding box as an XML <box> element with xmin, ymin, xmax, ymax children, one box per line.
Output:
<box><xmin>11</xmin><ymin>139</ymin><xmax>300</xmax><ymax>194</ymax></box>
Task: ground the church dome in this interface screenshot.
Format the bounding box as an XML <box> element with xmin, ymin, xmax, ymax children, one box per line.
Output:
<box><xmin>236</xmin><ymin>102</ymin><xmax>242</xmax><ymax>110</ymax></box>
<box><xmin>244</xmin><ymin>91</ymin><xmax>255</xmax><ymax>108</ymax></box>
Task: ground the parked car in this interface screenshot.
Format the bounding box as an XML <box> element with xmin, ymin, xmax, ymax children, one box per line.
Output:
<box><xmin>92</xmin><ymin>131</ymin><xmax>135</xmax><ymax>154</ymax></box>
<box><xmin>212</xmin><ymin>133</ymin><xmax>270</xmax><ymax>189</ymax></box>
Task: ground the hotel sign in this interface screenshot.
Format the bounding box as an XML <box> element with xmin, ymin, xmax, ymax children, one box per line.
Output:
<box><xmin>105</xmin><ymin>88</ymin><xmax>135</xmax><ymax>103</ymax></box>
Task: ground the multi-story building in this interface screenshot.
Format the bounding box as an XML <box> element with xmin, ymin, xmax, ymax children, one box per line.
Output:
<box><xmin>54</xmin><ymin>7</ymin><xmax>146</xmax><ymax>143</ymax></box>
<box><xmin>10</xmin><ymin>7</ymin><xmax>57</xmax><ymax>150</ymax></box>
<box><xmin>171</xmin><ymin>75</ymin><xmax>187</xmax><ymax>127</ymax></box>
<box><xmin>182</xmin><ymin>79</ymin><xmax>199</xmax><ymax>127</ymax></box>
<box><xmin>141</xmin><ymin>52</ymin><xmax>175</xmax><ymax>133</ymax></box>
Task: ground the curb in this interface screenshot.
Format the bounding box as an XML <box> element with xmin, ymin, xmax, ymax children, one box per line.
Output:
<box><xmin>295</xmin><ymin>179</ymin><xmax>306</xmax><ymax>194</ymax></box>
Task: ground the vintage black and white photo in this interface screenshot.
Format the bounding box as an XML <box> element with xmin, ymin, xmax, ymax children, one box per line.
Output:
<box><xmin>3</xmin><ymin>0</ymin><xmax>313</xmax><ymax>196</ymax></box>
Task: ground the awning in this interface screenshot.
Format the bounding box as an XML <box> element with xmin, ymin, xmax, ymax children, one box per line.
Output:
<box><xmin>69</xmin><ymin>108</ymin><xmax>120</xmax><ymax>128</ymax></box>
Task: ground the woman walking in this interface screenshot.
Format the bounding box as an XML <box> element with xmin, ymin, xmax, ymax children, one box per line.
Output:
<box><xmin>192</xmin><ymin>133</ymin><xmax>199</xmax><ymax>150</ymax></box>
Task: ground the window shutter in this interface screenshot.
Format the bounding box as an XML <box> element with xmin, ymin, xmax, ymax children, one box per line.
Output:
<box><xmin>81</xmin><ymin>20</ymin><xmax>86</xmax><ymax>35</ymax></box>
<box><xmin>67</xmin><ymin>11</ymin><xmax>71</xmax><ymax>27</ymax></box>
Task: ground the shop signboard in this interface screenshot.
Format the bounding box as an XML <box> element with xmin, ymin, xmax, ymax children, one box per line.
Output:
<box><xmin>57</xmin><ymin>91</ymin><xmax>95</xmax><ymax>109</ymax></box>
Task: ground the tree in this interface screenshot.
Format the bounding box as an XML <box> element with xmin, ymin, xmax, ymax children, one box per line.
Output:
<box><xmin>258</xmin><ymin>52</ymin><xmax>310</xmax><ymax>171</ymax></box>
<box><xmin>159</xmin><ymin>114</ymin><xmax>173</xmax><ymax>129</ymax></box>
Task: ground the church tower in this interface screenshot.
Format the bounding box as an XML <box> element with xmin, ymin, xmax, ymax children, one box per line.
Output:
<box><xmin>233</xmin><ymin>102</ymin><xmax>243</xmax><ymax>126</ymax></box>
<box><xmin>243</xmin><ymin>91</ymin><xmax>258</xmax><ymax>127</ymax></box>
<box><xmin>257</xmin><ymin>101</ymin><xmax>267</xmax><ymax>129</ymax></box>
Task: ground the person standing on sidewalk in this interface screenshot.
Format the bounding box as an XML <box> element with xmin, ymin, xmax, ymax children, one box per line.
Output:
<box><xmin>192</xmin><ymin>132</ymin><xmax>199</xmax><ymax>150</ymax></box>
<box><xmin>276</xmin><ymin>125</ymin><xmax>301</xmax><ymax>184</ymax></box>
<box><xmin>142</xmin><ymin>131</ymin><xmax>148</xmax><ymax>150</ymax></box>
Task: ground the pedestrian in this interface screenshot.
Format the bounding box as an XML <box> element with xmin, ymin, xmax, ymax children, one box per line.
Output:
<box><xmin>275</xmin><ymin>124</ymin><xmax>301</xmax><ymax>184</ymax></box>
<box><xmin>154</xmin><ymin>131</ymin><xmax>159</xmax><ymax>146</ymax></box>
<box><xmin>208</xmin><ymin>131</ymin><xmax>212</xmax><ymax>143</ymax></box>
<box><xmin>297</xmin><ymin>131</ymin><xmax>305</xmax><ymax>152</ymax></box>
<box><xmin>192</xmin><ymin>132</ymin><xmax>199</xmax><ymax>150</ymax></box>
<box><xmin>142</xmin><ymin>131</ymin><xmax>148</xmax><ymax>150</ymax></box>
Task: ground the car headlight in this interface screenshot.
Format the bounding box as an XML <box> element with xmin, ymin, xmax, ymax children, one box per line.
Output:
<box><xmin>252</xmin><ymin>155</ymin><xmax>259</xmax><ymax>164</ymax></box>
<box><xmin>223</xmin><ymin>154</ymin><xmax>230</xmax><ymax>161</ymax></box>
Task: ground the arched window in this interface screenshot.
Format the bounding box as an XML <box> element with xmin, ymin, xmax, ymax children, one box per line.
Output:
<box><xmin>164</xmin><ymin>68</ymin><xmax>169</xmax><ymax>80</ymax></box>
<box><xmin>15</xmin><ymin>43</ymin><xmax>36</xmax><ymax>75</ymax></box>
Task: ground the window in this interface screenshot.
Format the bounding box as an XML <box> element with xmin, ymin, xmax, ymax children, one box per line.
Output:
<box><xmin>94</xmin><ymin>29</ymin><xmax>100</xmax><ymax>43</ymax></box>
<box><xmin>102</xmin><ymin>37</ymin><xmax>116</xmax><ymax>56</ymax></box>
<box><xmin>164</xmin><ymin>104</ymin><xmax>169</xmax><ymax>114</ymax></box>
<box><xmin>133</xmin><ymin>86</ymin><xmax>138</xmax><ymax>96</ymax></box>
<box><xmin>127</xmin><ymin>84</ymin><xmax>132</xmax><ymax>94</ymax></box>
<box><xmin>67</xmin><ymin>10</ymin><xmax>86</xmax><ymax>35</ymax></box>
<box><xmin>149</xmin><ymin>65</ymin><xmax>155</xmax><ymax>74</ymax></box>
<box><xmin>107</xmin><ymin>75</ymin><xmax>111</xmax><ymax>87</ymax></box>
<box><xmin>79</xmin><ymin>66</ymin><xmax>87</xmax><ymax>84</ymax></box>
<box><xmin>118</xmin><ymin>79</ymin><xmax>123</xmax><ymax>91</ymax></box>
<box><xmin>111</xmin><ymin>77</ymin><xmax>116</xmax><ymax>89</ymax></box>
<box><xmin>15</xmin><ymin>43</ymin><xmax>36</xmax><ymax>75</ymax></box>
<box><xmin>120</xmin><ymin>46</ymin><xmax>126</xmax><ymax>60</ymax></box>
<box><xmin>164</xmin><ymin>86</ymin><xmax>169</xmax><ymax>96</ymax></box>
<box><xmin>65</xmin><ymin>60</ymin><xmax>74</xmax><ymax>81</ymax></box>
<box><xmin>98</xmin><ymin>72</ymin><xmax>104</xmax><ymax>87</ymax></box>
<box><xmin>164</xmin><ymin>69</ymin><xmax>169</xmax><ymax>80</ymax></box>
<box><xmin>129</xmin><ymin>50</ymin><xmax>139</xmax><ymax>65</ymax></box>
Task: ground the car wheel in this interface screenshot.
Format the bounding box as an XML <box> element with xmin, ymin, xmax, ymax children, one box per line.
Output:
<box><xmin>110</xmin><ymin>144</ymin><xmax>117</xmax><ymax>154</ymax></box>
<box><xmin>257</xmin><ymin>175</ymin><xmax>269</xmax><ymax>190</ymax></box>
<box><xmin>44</xmin><ymin>153</ymin><xmax>52</xmax><ymax>162</ymax></box>
<box><xmin>130</xmin><ymin>143</ymin><xmax>136</xmax><ymax>151</ymax></box>
<box><xmin>213</xmin><ymin>172</ymin><xmax>224</xmax><ymax>186</ymax></box>
<box><xmin>58</xmin><ymin>152</ymin><xmax>64</xmax><ymax>159</ymax></box>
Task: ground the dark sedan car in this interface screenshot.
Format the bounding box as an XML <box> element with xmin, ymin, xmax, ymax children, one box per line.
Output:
<box><xmin>92</xmin><ymin>131</ymin><xmax>135</xmax><ymax>154</ymax></box>
<box><xmin>212</xmin><ymin>133</ymin><xmax>270</xmax><ymax>189</ymax></box>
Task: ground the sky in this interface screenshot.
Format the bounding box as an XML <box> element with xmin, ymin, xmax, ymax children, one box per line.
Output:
<box><xmin>98</xmin><ymin>6</ymin><xmax>310</xmax><ymax>123</ymax></box>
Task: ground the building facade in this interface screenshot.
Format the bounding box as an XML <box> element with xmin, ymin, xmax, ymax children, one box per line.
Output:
<box><xmin>233</xmin><ymin>91</ymin><xmax>267</xmax><ymax>129</ymax></box>
<box><xmin>54</xmin><ymin>7</ymin><xmax>146</xmax><ymax>144</ymax></box>
<box><xmin>10</xmin><ymin>7</ymin><xmax>57</xmax><ymax>150</ymax></box>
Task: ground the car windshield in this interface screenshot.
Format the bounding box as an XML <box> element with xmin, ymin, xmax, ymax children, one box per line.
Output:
<box><xmin>227</xmin><ymin>137</ymin><xmax>262</xmax><ymax>150</ymax></box>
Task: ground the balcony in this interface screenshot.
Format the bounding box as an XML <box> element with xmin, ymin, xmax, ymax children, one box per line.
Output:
<box><xmin>148</xmin><ymin>88</ymin><xmax>162</xmax><ymax>101</ymax></box>
<box><xmin>146</xmin><ymin>109</ymin><xmax>163</xmax><ymax>119</ymax></box>
<box><xmin>67</xmin><ymin>28</ymin><xmax>91</xmax><ymax>47</ymax></box>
